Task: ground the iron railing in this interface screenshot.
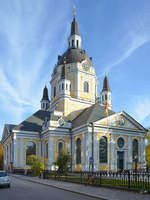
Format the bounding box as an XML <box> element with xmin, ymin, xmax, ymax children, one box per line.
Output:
<box><xmin>41</xmin><ymin>170</ymin><xmax>150</xmax><ymax>192</ymax></box>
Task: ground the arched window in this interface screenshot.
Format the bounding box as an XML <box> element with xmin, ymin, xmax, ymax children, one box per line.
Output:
<box><xmin>77</xmin><ymin>40</ymin><xmax>79</xmax><ymax>48</ymax></box>
<box><xmin>72</xmin><ymin>40</ymin><xmax>74</xmax><ymax>47</ymax></box>
<box><xmin>54</xmin><ymin>86</ymin><xmax>56</xmax><ymax>97</ymax></box>
<box><xmin>58</xmin><ymin>141</ymin><xmax>63</xmax><ymax>153</ymax></box>
<box><xmin>76</xmin><ymin>138</ymin><xmax>81</xmax><ymax>164</ymax></box>
<box><xmin>99</xmin><ymin>136</ymin><xmax>107</xmax><ymax>163</ymax></box>
<box><xmin>84</xmin><ymin>81</ymin><xmax>89</xmax><ymax>93</ymax></box>
<box><xmin>62</xmin><ymin>83</ymin><xmax>64</xmax><ymax>90</ymax></box>
<box><xmin>132</xmin><ymin>139</ymin><xmax>138</xmax><ymax>162</ymax></box>
<box><xmin>26</xmin><ymin>141</ymin><xmax>36</xmax><ymax>165</ymax></box>
<box><xmin>105</xmin><ymin>94</ymin><xmax>107</xmax><ymax>100</ymax></box>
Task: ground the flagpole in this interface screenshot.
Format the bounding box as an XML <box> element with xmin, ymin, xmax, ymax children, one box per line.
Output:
<box><xmin>104</xmin><ymin>101</ymin><xmax>110</xmax><ymax>172</ymax></box>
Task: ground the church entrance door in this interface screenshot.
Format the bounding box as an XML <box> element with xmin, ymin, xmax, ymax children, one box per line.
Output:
<box><xmin>117</xmin><ymin>151</ymin><xmax>124</xmax><ymax>171</ymax></box>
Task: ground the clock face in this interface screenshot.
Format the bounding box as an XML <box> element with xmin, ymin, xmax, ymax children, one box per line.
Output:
<box><xmin>58</xmin><ymin>117</ymin><xmax>64</xmax><ymax>126</ymax></box>
<box><xmin>82</xmin><ymin>61</ymin><xmax>90</xmax><ymax>71</ymax></box>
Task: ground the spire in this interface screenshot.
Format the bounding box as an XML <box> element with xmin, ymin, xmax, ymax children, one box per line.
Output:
<box><xmin>42</xmin><ymin>86</ymin><xmax>49</xmax><ymax>101</ymax></box>
<box><xmin>102</xmin><ymin>74</ymin><xmax>110</xmax><ymax>92</ymax></box>
<box><xmin>41</xmin><ymin>86</ymin><xmax>50</xmax><ymax>111</ymax></box>
<box><xmin>71</xmin><ymin>6</ymin><xmax>78</xmax><ymax>35</ymax></box>
<box><xmin>101</xmin><ymin>74</ymin><xmax>112</xmax><ymax>110</ymax></box>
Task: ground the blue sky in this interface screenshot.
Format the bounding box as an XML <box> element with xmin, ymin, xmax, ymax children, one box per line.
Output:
<box><xmin>0</xmin><ymin>0</ymin><xmax>150</xmax><ymax>138</ymax></box>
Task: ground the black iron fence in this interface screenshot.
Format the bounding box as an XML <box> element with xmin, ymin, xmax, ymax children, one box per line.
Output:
<box><xmin>13</xmin><ymin>169</ymin><xmax>150</xmax><ymax>193</ymax></box>
<box><xmin>41</xmin><ymin>170</ymin><xmax>150</xmax><ymax>193</ymax></box>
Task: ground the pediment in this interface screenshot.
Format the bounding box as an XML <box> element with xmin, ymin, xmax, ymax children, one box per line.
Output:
<box><xmin>95</xmin><ymin>111</ymin><xmax>146</xmax><ymax>131</ymax></box>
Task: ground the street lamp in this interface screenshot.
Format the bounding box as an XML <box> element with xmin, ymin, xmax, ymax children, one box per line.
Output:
<box><xmin>134</xmin><ymin>155</ymin><xmax>138</xmax><ymax>173</ymax></box>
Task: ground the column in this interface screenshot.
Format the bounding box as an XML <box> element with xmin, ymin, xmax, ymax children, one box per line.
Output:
<box><xmin>128</xmin><ymin>136</ymin><xmax>132</xmax><ymax>169</ymax></box>
<box><xmin>20</xmin><ymin>138</ymin><xmax>23</xmax><ymax>167</ymax></box>
<box><xmin>142</xmin><ymin>137</ymin><xmax>146</xmax><ymax>168</ymax></box>
<box><xmin>85</xmin><ymin>132</ymin><xmax>91</xmax><ymax>171</ymax></box>
<box><xmin>111</xmin><ymin>134</ymin><xmax>114</xmax><ymax>171</ymax></box>
<box><xmin>48</xmin><ymin>135</ymin><xmax>53</xmax><ymax>170</ymax></box>
<box><xmin>81</xmin><ymin>134</ymin><xmax>85</xmax><ymax>170</ymax></box>
<box><xmin>93</xmin><ymin>132</ymin><xmax>98</xmax><ymax>171</ymax></box>
<box><xmin>13</xmin><ymin>135</ymin><xmax>18</xmax><ymax>167</ymax></box>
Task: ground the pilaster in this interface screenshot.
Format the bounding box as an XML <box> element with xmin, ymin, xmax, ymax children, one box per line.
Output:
<box><xmin>128</xmin><ymin>136</ymin><xmax>132</xmax><ymax>169</ymax></box>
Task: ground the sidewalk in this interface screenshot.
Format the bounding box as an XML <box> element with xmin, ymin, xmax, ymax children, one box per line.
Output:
<box><xmin>11</xmin><ymin>174</ymin><xmax>150</xmax><ymax>200</ymax></box>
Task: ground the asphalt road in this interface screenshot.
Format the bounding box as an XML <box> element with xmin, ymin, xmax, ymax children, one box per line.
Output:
<box><xmin>0</xmin><ymin>176</ymin><xmax>99</xmax><ymax>200</ymax></box>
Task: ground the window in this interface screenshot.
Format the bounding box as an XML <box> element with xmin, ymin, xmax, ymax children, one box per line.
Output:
<box><xmin>72</xmin><ymin>40</ymin><xmax>74</xmax><ymax>47</ymax></box>
<box><xmin>54</xmin><ymin>86</ymin><xmax>56</xmax><ymax>97</ymax></box>
<box><xmin>58</xmin><ymin>141</ymin><xmax>63</xmax><ymax>153</ymax></box>
<box><xmin>45</xmin><ymin>143</ymin><xmax>48</xmax><ymax>159</ymax></box>
<box><xmin>99</xmin><ymin>136</ymin><xmax>107</xmax><ymax>163</ymax></box>
<box><xmin>84</xmin><ymin>81</ymin><xmax>89</xmax><ymax>93</ymax></box>
<box><xmin>26</xmin><ymin>142</ymin><xmax>36</xmax><ymax>165</ymax></box>
<box><xmin>132</xmin><ymin>139</ymin><xmax>138</xmax><ymax>162</ymax></box>
<box><xmin>77</xmin><ymin>40</ymin><xmax>79</xmax><ymax>48</ymax></box>
<box><xmin>62</xmin><ymin>83</ymin><xmax>64</xmax><ymax>90</ymax></box>
<box><xmin>59</xmin><ymin>84</ymin><xmax>61</xmax><ymax>91</ymax></box>
<box><xmin>76</xmin><ymin>138</ymin><xmax>81</xmax><ymax>164</ymax></box>
<box><xmin>117</xmin><ymin>137</ymin><xmax>125</xmax><ymax>148</ymax></box>
<box><xmin>105</xmin><ymin>94</ymin><xmax>107</xmax><ymax>100</ymax></box>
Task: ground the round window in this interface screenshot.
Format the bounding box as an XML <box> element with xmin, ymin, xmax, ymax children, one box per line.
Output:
<box><xmin>117</xmin><ymin>138</ymin><xmax>124</xmax><ymax>148</ymax></box>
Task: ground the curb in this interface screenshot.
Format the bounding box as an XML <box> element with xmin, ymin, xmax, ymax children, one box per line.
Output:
<box><xmin>11</xmin><ymin>175</ymin><xmax>108</xmax><ymax>200</ymax></box>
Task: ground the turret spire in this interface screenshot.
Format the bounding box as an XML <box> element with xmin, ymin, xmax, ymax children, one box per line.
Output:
<box><xmin>41</xmin><ymin>85</ymin><xmax>50</xmax><ymax>110</ymax></box>
<box><xmin>101</xmin><ymin>74</ymin><xmax>112</xmax><ymax>110</ymax></box>
<box><xmin>68</xmin><ymin>7</ymin><xmax>81</xmax><ymax>49</ymax></box>
<box><xmin>102</xmin><ymin>73</ymin><xmax>110</xmax><ymax>92</ymax></box>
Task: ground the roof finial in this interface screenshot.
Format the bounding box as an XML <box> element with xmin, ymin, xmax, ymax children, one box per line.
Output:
<box><xmin>105</xmin><ymin>72</ymin><xmax>107</xmax><ymax>77</ymax></box>
<box><xmin>73</xmin><ymin>5</ymin><xmax>76</xmax><ymax>17</ymax></box>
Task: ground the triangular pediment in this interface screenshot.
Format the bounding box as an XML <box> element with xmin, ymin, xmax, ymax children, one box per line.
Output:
<box><xmin>94</xmin><ymin>111</ymin><xmax>146</xmax><ymax>131</ymax></box>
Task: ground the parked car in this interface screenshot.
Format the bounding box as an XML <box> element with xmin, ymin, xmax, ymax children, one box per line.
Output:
<box><xmin>0</xmin><ymin>171</ymin><xmax>10</xmax><ymax>188</ymax></box>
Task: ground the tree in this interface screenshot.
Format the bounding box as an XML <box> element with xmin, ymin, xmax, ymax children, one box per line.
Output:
<box><xmin>0</xmin><ymin>144</ymin><xmax>4</xmax><ymax>170</ymax></box>
<box><xmin>27</xmin><ymin>155</ymin><xmax>44</xmax><ymax>176</ymax></box>
<box><xmin>146</xmin><ymin>144</ymin><xmax>150</xmax><ymax>170</ymax></box>
<box><xmin>54</xmin><ymin>150</ymin><xmax>71</xmax><ymax>174</ymax></box>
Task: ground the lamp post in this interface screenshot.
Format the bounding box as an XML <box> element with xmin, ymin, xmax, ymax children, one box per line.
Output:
<box><xmin>134</xmin><ymin>155</ymin><xmax>138</xmax><ymax>182</ymax></box>
<box><xmin>134</xmin><ymin>155</ymin><xmax>138</xmax><ymax>173</ymax></box>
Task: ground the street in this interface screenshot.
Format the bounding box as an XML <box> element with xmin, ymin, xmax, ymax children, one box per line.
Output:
<box><xmin>0</xmin><ymin>176</ymin><xmax>99</xmax><ymax>200</ymax></box>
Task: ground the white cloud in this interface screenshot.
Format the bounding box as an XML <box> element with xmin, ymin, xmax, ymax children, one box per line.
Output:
<box><xmin>103</xmin><ymin>33</ymin><xmax>150</xmax><ymax>74</ymax></box>
<box><xmin>0</xmin><ymin>0</ymin><xmax>71</xmax><ymax>138</ymax></box>
<box><xmin>132</xmin><ymin>97</ymin><xmax>150</xmax><ymax>123</ymax></box>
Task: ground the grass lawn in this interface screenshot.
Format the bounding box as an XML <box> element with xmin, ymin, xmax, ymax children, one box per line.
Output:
<box><xmin>45</xmin><ymin>174</ymin><xmax>150</xmax><ymax>191</ymax></box>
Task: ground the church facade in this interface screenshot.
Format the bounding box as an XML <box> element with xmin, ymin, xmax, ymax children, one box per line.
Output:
<box><xmin>1</xmin><ymin>12</ymin><xmax>147</xmax><ymax>172</ymax></box>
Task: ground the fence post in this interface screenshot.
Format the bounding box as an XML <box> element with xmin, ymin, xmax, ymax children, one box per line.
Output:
<box><xmin>128</xmin><ymin>171</ymin><xmax>130</xmax><ymax>189</ymax></box>
<box><xmin>99</xmin><ymin>172</ymin><xmax>101</xmax><ymax>186</ymax></box>
<box><xmin>80</xmin><ymin>171</ymin><xmax>82</xmax><ymax>184</ymax></box>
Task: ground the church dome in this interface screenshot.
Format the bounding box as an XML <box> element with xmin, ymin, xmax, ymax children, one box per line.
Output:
<box><xmin>57</xmin><ymin>48</ymin><xmax>92</xmax><ymax>65</ymax></box>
